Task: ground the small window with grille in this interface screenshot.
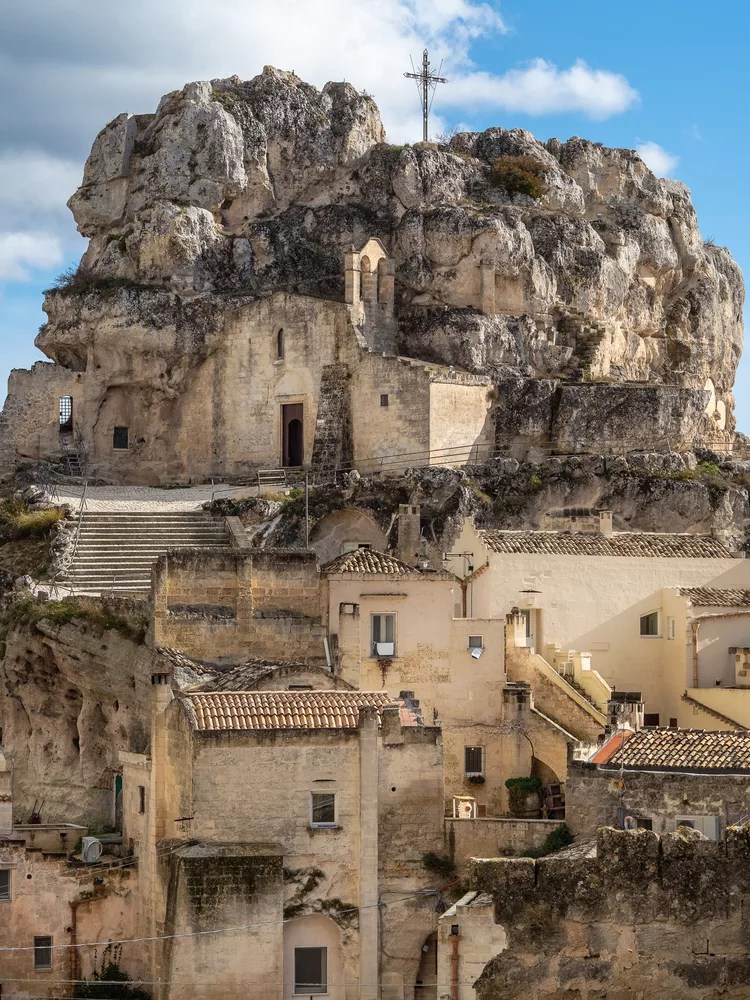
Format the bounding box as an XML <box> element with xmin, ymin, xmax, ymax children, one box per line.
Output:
<box><xmin>464</xmin><ymin>746</ymin><xmax>485</xmax><ymax>777</ymax></box>
<box><xmin>34</xmin><ymin>936</ymin><xmax>52</xmax><ymax>970</ymax></box>
<box><xmin>58</xmin><ymin>396</ymin><xmax>73</xmax><ymax>433</ymax></box>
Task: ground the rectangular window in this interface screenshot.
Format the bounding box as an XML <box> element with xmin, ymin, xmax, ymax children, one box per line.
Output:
<box><xmin>0</xmin><ymin>870</ymin><xmax>9</xmax><ymax>900</ymax></box>
<box><xmin>311</xmin><ymin>792</ymin><xmax>336</xmax><ymax>827</ymax></box>
<box><xmin>58</xmin><ymin>396</ymin><xmax>73</xmax><ymax>433</ymax></box>
<box><xmin>468</xmin><ymin>635</ymin><xmax>483</xmax><ymax>650</ymax></box>
<box><xmin>371</xmin><ymin>614</ymin><xmax>396</xmax><ymax>656</ymax></box>
<box><xmin>294</xmin><ymin>947</ymin><xmax>327</xmax><ymax>995</ymax></box>
<box><xmin>644</xmin><ymin>713</ymin><xmax>660</xmax><ymax>727</ymax></box>
<box><xmin>667</xmin><ymin>617</ymin><xmax>676</xmax><ymax>640</ymax></box>
<box><xmin>112</xmin><ymin>426</ymin><xmax>129</xmax><ymax>450</ymax></box>
<box><xmin>464</xmin><ymin>746</ymin><xmax>485</xmax><ymax>776</ymax></box>
<box><xmin>639</xmin><ymin>611</ymin><xmax>660</xmax><ymax>637</ymax></box>
<box><xmin>34</xmin><ymin>936</ymin><xmax>53</xmax><ymax>970</ymax></box>
<box><xmin>380</xmin><ymin>393</ymin><xmax>389</xmax><ymax>407</ymax></box>
<box><xmin>138</xmin><ymin>786</ymin><xmax>145</xmax><ymax>814</ymax></box>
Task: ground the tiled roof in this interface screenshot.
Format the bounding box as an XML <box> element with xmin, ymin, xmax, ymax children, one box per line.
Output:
<box><xmin>323</xmin><ymin>549</ymin><xmax>418</xmax><ymax>575</ymax></box>
<box><xmin>602</xmin><ymin>727</ymin><xmax>750</xmax><ymax>773</ymax></box>
<box><xmin>195</xmin><ymin>661</ymin><xmax>354</xmax><ymax>692</ymax></box>
<box><xmin>680</xmin><ymin>588</ymin><xmax>750</xmax><ymax>608</ymax></box>
<box><xmin>186</xmin><ymin>690</ymin><xmax>409</xmax><ymax>731</ymax></box>
<box><xmin>479</xmin><ymin>530</ymin><xmax>733</xmax><ymax>559</ymax></box>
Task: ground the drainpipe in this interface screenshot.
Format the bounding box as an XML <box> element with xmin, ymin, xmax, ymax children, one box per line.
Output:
<box><xmin>691</xmin><ymin>621</ymin><xmax>700</xmax><ymax>688</ymax></box>
<box><xmin>450</xmin><ymin>928</ymin><xmax>461</xmax><ymax>1000</ymax></box>
<box><xmin>69</xmin><ymin>898</ymin><xmax>85</xmax><ymax>989</ymax></box>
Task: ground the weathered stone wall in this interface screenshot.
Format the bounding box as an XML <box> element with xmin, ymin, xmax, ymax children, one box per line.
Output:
<box><xmin>446</xmin><ymin>817</ymin><xmax>563</xmax><ymax>871</ymax></box>
<box><xmin>152</xmin><ymin>548</ymin><xmax>328</xmax><ymax>665</ymax></box>
<box><xmin>0</xmin><ymin>361</ymin><xmax>82</xmax><ymax>467</ymax></box>
<box><xmin>469</xmin><ymin>826</ymin><xmax>750</xmax><ymax>999</ymax></box>
<box><xmin>0</xmin><ymin>844</ymin><xmax>140</xmax><ymax>997</ymax></box>
<box><xmin>566</xmin><ymin>760</ymin><xmax>750</xmax><ymax>838</ymax></box>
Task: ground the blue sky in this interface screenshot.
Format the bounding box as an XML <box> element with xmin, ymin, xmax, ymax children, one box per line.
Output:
<box><xmin>1</xmin><ymin>0</ymin><xmax>747</xmax><ymax>427</ymax></box>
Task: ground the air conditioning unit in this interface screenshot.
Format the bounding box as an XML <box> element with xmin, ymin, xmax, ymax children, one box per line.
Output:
<box><xmin>375</xmin><ymin>642</ymin><xmax>395</xmax><ymax>657</ymax></box>
<box><xmin>452</xmin><ymin>796</ymin><xmax>477</xmax><ymax>820</ymax></box>
<box><xmin>81</xmin><ymin>836</ymin><xmax>103</xmax><ymax>863</ymax></box>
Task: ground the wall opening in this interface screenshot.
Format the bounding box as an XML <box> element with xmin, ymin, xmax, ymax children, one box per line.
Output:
<box><xmin>282</xmin><ymin>404</ymin><xmax>304</xmax><ymax>467</ymax></box>
<box><xmin>113</xmin><ymin>426</ymin><xmax>129</xmax><ymax>450</ymax></box>
<box><xmin>277</xmin><ymin>329</ymin><xmax>285</xmax><ymax>360</ymax></box>
<box><xmin>59</xmin><ymin>396</ymin><xmax>73</xmax><ymax>434</ymax></box>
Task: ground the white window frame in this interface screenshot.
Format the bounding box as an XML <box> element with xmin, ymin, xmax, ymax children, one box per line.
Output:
<box><xmin>0</xmin><ymin>868</ymin><xmax>10</xmax><ymax>900</ymax></box>
<box><xmin>294</xmin><ymin>946</ymin><xmax>328</xmax><ymax>995</ymax></box>
<box><xmin>371</xmin><ymin>613</ymin><xmax>396</xmax><ymax>657</ymax></box>
<box><xmin>464</xmin><ymin>745</ymin><xmax>485</xmax><ymax>777</ymax></box>
<box><xmin>639</xmin><ymin>610</ymin><xmax>660</xmax><ymax>638</ymax></box>
<box><xmin>310</xmin><ymin>791</ymin><xmax>337</xmax><ymax>828</ymax></box>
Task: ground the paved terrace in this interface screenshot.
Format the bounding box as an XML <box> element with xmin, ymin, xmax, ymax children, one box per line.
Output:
<box><xmin>43</xmin><ymin>483</ymin><xmax>257</xmax><ymax>512</ymax></box>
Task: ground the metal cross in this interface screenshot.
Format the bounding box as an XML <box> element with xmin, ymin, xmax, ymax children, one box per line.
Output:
<box><xmin>404</xmin><ymin>49</ymin><xmax>448</xmax><ymax>143</ymax></box>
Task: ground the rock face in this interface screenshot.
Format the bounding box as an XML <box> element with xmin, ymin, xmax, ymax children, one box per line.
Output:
<box><xmin>16</xmin><ymin>66</ymin><xmax>745</xmax><ymax>476</ymax></box>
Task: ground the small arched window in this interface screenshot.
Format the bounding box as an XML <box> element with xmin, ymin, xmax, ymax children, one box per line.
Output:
<box><xmin>277</xmin><ymin>328</ymin><xmax>285</xmax><ymax>360</ymax></box>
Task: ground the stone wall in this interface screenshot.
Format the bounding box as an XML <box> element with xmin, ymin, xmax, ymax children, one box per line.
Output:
<box><xmin>0</xmin><ymin>361</ymin><xmax>83</xmax><ymax>467</ymax></box>
<box><xmin>446</xmin><ymin>817</ymin><xmax>563</xmax><ymax>870</ymax></box>
<box><xmin>566</xmin><ymin>760</ymin><xmax>750</xmax><ymax>838</ymax></box>
<box><xmin>469</xmin><ymin>826</ymin><xmax>750</xmax><ymax>999</ymax></box>
<box><xmin>152</xmin><ymin>548</ymin><xmax>328</xmax><ymax>665</ymax></box>
<box><xmin>0</xmin><ymin>844</ymin><xmax>140</xmax><ymax>998</ymax></box>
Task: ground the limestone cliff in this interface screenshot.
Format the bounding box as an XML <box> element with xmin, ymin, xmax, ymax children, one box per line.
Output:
<box><xmin>36</xmin><ymin>66</ymin><xmax>743</xmax><ymax>453</ymax></box>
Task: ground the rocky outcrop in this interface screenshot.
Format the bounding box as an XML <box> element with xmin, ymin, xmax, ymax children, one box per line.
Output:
<box><xmin>37</xmin><ymin>66</ymin><xmax>742</xmax><ymax>452</ymax></box>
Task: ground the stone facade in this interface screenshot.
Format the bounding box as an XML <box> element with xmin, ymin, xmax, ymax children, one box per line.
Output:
<box><xmin>465</xmin><ymin>827</ymin><xmax>750</xmax><ymax>999</ymax></box>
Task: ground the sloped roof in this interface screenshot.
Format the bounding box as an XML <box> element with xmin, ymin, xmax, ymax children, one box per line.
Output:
<box><xmin>186</xmin><ymin>690</ymin><xmax>412</xmax><ymax>732</ymax></box>
<box><xmin>479</xmin><ymin>530</ymin><xmax>733</xmax><ymax>559</ymax></box>
<box><xmin>680</xmin><ymin>588</ymin><xmax>750</xmax><ymax>608</ymax></box>
<box><xmin>601</xmin><ymin>727</ymin><xmax>750</xmax><ymax>773</ymax></box>
<box><xmin>195</xmin><ymin>660</ymin><xmax>354</xmax><ymax>692</ymax></box>
<box><xmin>323</xmin><ymin>549</ymin><xmax>418</xmax><ymax>576</ymax></box>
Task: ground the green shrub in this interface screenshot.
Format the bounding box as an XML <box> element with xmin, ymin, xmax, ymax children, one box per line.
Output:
<box><xmin>528</xmin><ymin>474</ymin><xmax>542</xmax><ymax>490</ymax></box>
<box><xmin>521</xmin><ymin>823</ymin><xmax>574</xmax><ymax>858</ymax></box>
<box><xmin>489</xmin><ymin>155</ymin><xmax>547</xmax><ymax>200</ymax></box>
<box><xmin>505</xmin><ymin>776</ymin><xmax>542</xmax><ymax>793</ymax></box>
<box><xmin>78</xmin><ymin>944</ymin><xmax>150</xmax><ymax>1000</ymax></box>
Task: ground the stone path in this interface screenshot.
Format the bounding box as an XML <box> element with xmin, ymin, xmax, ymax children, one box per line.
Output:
<box><xmin>43</xmin><ymin>483</ymin><xmax>258</xmax><ymax>512</ymax></box>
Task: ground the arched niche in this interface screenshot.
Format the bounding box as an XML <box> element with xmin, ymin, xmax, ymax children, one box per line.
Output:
<box><xmin>283</xmin><ymin>914</ymin><xmax>346</xmax><ymax>1000</ymax></box>
<box><xmin>310</xmin><ymin>508</ymin><xmax>388</xmax><ymax>564</ymax></box>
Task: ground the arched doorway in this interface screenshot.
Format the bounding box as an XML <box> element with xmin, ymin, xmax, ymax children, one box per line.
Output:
<box><xmin>282</xmin><ymin>403</ymin><xmax>304</xmax><ymax>467</ymax></box>
<box><xmin>414</xmin><ymin>932</ymin><xmax>437</xmax><ymax>1000</ymax></box>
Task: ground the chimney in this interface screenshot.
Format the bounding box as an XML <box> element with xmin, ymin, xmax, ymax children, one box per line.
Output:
<box><xmin>599</xmin><ymin>510</ymin><xmax>613</xmax><ymax>537</ymax></box>
<box><xmin>397</xmin><ymin>504</ymin><xmax>421</xmax><ymax>567</ymax></box>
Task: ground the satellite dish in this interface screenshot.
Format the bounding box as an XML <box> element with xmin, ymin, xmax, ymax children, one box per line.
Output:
<box><xmin>471</xmin><ymin>647</ymin><xmax>483</xmax><ymax>659</ymax></box>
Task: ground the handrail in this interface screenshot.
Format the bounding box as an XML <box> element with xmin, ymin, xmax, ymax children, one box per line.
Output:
<box><xmin>48</xmin><ymin>480</ymin><xmax>88</xmax><ymax>597</ymax></box>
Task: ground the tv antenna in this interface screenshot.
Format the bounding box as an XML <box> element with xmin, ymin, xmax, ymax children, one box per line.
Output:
<box><xmin>404</xmin><ymin>49</ymin><xmax>448</xmax><ymax>143</ymax></box>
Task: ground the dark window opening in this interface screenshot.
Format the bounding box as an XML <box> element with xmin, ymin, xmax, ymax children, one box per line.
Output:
<box><xmin>311</xmin><ymin>792</ymin><xmax>336</xmax><ymax>826</ymax></box>
<box><xmin>294</xmin><ymin>947</ymin><xmax>327</xmax><ymax>995</ymax></box>
<box><xmin>58</xmin><ymin>396</ymin><xmax>73</xmax><ymax>433</ymax></box>
<box><xmin>644</xmin><ymin>713</ymin><xmax>660</xmax><ymax>727</ymax></box>
<box><xmin>464</xmin><ymin>746</ymin><xmax>484</xmax><ymax>776</ymax></box>
<box><xmin>277</xmin><ymin>329</ymin><xmax>285</xmax><ymax>360</ymax></box>
<box><xmin>34</xmin><ymin>936</ymin><xmax>52</xmax><ymax>970</ymax></box>
<box><xmin>0</xmin><ymin>870</ymin><xmax>10</xmax><ymax>900</ymax></box>
<box><xmin>288</xmin><ymin>684</ymin><xmax>313</xmax><ymax>691</ymax></box>
<box><xmin>113</xmin><ymin>427</ymin><xmax>129</xmax><ymax>450</ymax></box>
<box><xmin>636</xmin><ymin>817</ymin><xmax>653</xmax><ymax>830</ymax></box>
<box><xmin>380</xmin><ymin>393</ymin><xmax>389</xmax><ymax>407</ymax></box>
<box><xmin>138</xmin><ymin>786</ymin><xmax>145</xmax><ymax>814</ymax></box>
<box><xmin>669</xmin><ymin>718</ymin><xmax>678</xmax><ymax>728</ymax></box>
<box><xmin>640</xmin><ymin>611</ymin><xmax>659</xmax><ymax>636</ymax></box>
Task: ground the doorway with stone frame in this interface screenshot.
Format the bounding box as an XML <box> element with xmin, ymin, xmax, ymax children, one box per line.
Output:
<box><xmin>282</xmin><ymin>402</ymin><xmax>304</xmax><ymax>467</ymax></box>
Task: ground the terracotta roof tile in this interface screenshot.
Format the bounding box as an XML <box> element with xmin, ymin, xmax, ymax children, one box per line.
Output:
<box><xmin>603</xmin><ymin>727</ymin><xmax>750</xmax><ymax>773</ymax></box>
<box><xmin>480</xmin><ymin>530</ymin><xmax>734</xmax><ymax>559</ymax></box>
<box><xmin>187</xmin><ymin>690</ymin><xmax>409</xmax><ymax>732</ymax></box>
<box><xmin>323</xmin><ymin>549</ymin><xmax>419</xmax><ymax>576</ymax></box>
<box><xmin>680</xmin><ymin>588</ymin><xmax>750</xmax><ymax>608</ymax></box>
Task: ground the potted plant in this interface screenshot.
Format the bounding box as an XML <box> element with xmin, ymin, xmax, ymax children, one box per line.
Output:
<box><xmin>505</xmin><ymin>776</ymin><xmax>542</xmax><ymax>818</ymax></box>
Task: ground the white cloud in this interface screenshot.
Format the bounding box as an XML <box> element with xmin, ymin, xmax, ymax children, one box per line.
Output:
<box><xmin>636</xmin><ymin>141</ymin><xmax>679</xmax><ymax>177</ymax></box>
<box><xmin>0</xmin><ymin>232</ymin><xmax>64</xmax><ymax>281</ymax></box>
<box><xmin>445</xmin><ymin>59</ymin><xmax>639</xmax><ymax>119</ymax></box>
<box><xmin>0</xmin><ymin>152</ymin><xmax>81</xmax><ymax>214</ymax></box>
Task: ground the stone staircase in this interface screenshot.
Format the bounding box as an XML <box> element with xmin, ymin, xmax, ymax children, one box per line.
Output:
<box><xmin>557</xmin><ymin>307</ymin><xmax>608</xmax><ymax>381</ymax></box>
<box><xmin>59</xmin><ymin>511</ymin><xmax>230</xmax><ymax>596</ymax></box>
